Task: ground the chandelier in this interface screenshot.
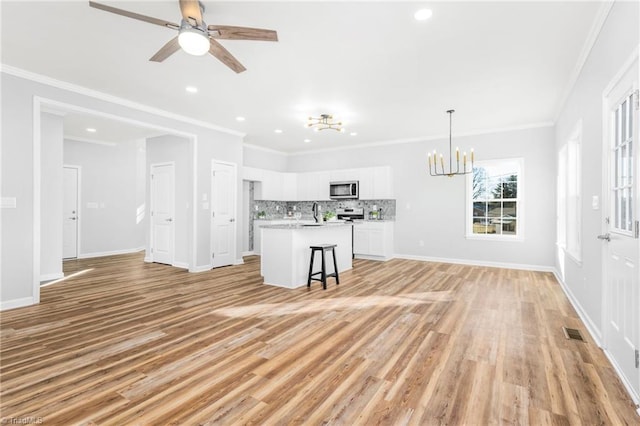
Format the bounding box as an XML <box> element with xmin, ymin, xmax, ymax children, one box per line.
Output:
<box><xmin>306</xmin><ymin>114</ymin><xmax>345</xmax><ymax>132</ymax></box>
<box><xmin>428</xmin><ymin>109</ymin><xmax>474</xmax><ymax>177</ymax></box>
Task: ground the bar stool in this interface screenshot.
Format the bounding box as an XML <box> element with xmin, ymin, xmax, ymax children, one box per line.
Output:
<box><xmin>307</xmin><ymin>244</ymin><xmax>339</xmax><ymax>290</ymax></box>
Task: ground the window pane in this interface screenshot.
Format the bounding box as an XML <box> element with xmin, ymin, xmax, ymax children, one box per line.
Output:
<box><xmin>473</xmin><ymin>217</ymin><xmax>490</xmax><ymax>234</ymax></box>
<box><xmin>472</xmin><ymin>167</ymin><xmax>488</xmax><ymax>200</ymax></box>
<box><xmin>487</xmin><ymin>178</ymin><xmax>501</xmax><ymax>199</ymax></box>
<box><xmin>487</xmin><ymin>201</ymin><xmax>501</xmax><ymax>217</ymax></box>
<box><xmin>621</xmin><ymin>188</ymin><xmax>628</xmax><ymax>231</ymax></box>
<box><xmin>473</xmin><ymin>202</ymin><xmax>487</xmax><ymax>217</ymax></box>
<box><xmin>502</xmin><ymin>175</ymin><xmax>518</xmax><ymax>198</ymax></box>
<box><xmin>614</xmin><ymin>189</ymin><xmax>620</xmax><ymax>228</ymax></box>
<box><xmin>622</xmin><ymin>144</ymin><xmax>628</xmax><ymax>186</ymax></box>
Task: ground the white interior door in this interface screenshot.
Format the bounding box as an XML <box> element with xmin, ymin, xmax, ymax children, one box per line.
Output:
<box><xmin>62</xmin><ymin>166</ymin><xmax>79</xmax><ymax>259</ymax></box>
<box><xmin>211</xmin><ymin>161</ymin><xmax>237</xmax><ymax>268</ymax></box>
<box><xmin>603</xmin><ymin>59</ymin><xmax>639</xmax><ymax>399</ymax></box>
<box><xmin>151</xmin><ymin>163</ymin><xmax>175</xmax><ymax>265</ymax></box>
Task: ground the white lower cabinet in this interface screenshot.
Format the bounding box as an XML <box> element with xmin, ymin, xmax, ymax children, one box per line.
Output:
<box><xmin>353</xmin><ymin>221</ymin><xmax>394</xmax><ymax>260</ymax></box>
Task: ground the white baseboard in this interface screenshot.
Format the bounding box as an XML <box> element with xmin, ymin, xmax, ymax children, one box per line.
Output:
<box><xmin>144</xmin><ymin>255</ymin><xmax>152</xmax><ymax>263</ymax></box>
<box><xmin>40</xmin><ymin>272</ymin><xmax>64</xmax><ymax>282</ymax></box>
<box><xmin>551</xmin><ymin>270</ymin><xmax>603</xmax><ymax>346</ymax></box>
<box><xmin>78</xmin><ymin>247</ymin><xmax>145</xmax><ymax>259</ymax></box>
<box><xmin>172</xmin><ymin>261</ymin><xmax>189</xmax><ymax>270</ymax></box>
<box><xmin>355</xmin><ymin>254</ymin><xmax>392</xmax><ymax>261</ymax></box>
<box><xmin>553</xmin><ymin>270</ymin><xmax>640</xmax><ymax>406</ymax></box>
<box><xmin>190</xmin><ymin>265</ymin><xmax>212</xmax><ymax>273</ymax></box>
<box><xmin>1</xmin><ymin>297</ymin><xmax>35</xmax><ymax>311</ymax></box>
<box><xmin>242</xmin><ymin>251</ymin><xmax>255</xmax><ymax>257</ymax></box>
<box><xmin>234</xmin><ymin>258</ymin><xmax>245</xmax><ymax>265</ymax></box>
<box><xmin>393</xmin><ymin>253</ymin><xmax>556</xmax><ymax>272</ymax></box>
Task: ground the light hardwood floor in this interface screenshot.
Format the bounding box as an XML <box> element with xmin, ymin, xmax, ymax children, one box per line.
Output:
<box><xmin>1</xmin><ymin>253</ymin><xmax>638</xmax><ymax>425</ymax></box>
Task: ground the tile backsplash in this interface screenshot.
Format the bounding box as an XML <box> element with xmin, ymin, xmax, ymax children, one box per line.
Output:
<box><xmin>252</xmin><ymin>199</ymin><xmax>396</xmax><ymax>220</ymax></box>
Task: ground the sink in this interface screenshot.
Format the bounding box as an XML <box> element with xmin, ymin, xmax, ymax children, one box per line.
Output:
<box><xmin>302</xmin><ymin>223</ymin><xmax>324</xmax><ymax>227</ymax></box>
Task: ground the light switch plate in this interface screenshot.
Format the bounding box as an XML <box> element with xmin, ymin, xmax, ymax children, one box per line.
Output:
<box><xmin>592</xmin><ymin>195</ymin><xmax>599</xmax><ymax>210</ymax></box>
<box><xmin>1</xmin><ymin>197</ymin><xmax>17</xmax><ymax>208</ymax></box>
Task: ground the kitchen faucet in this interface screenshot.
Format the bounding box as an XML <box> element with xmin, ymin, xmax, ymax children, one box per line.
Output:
<box><xmin>312</xmin><ymin>202</ymin><xmax>320</xmax><ymax>223</ymax></box>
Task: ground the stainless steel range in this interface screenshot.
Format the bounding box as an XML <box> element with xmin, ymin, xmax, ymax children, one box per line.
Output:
<box><xmin>336</xmin><ymin>208</ymin><xmax>364</xmax><ymax>259</ymax></box>
<box><xmin>336</xmin><ymin>207</ymin><xmax>364</xmax><ymax>222</ymax></box>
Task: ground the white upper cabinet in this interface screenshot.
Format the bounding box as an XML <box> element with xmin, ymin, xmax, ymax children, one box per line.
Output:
<box><xmin>297</xmin><ymin>171</ymin><xmax>330</xmax><ymax>201</ymax></box>
<box><xmin>244</xmin><ymin>166</ymin><xmax>391</xmax><ymax>201</ymax></box>
<box><xmin>371</xmin><ymin>166</ymin><xmax>393</xmax><ymax>199</ymax></box>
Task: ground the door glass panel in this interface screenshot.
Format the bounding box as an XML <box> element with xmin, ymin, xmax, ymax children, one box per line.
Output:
<box><xmin>621</xmin><ymin>99</ymin><xmax>628</xmax><ymax>140</ymax></box>
<box><xmin>614</xmin><ymin>188</ymin><xmax>620</xmax><ymax>229</ymax></box>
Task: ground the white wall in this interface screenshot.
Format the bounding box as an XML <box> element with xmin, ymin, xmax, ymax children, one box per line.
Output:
<box><xmin>146</xmin><ymin>135</ymin><xmax>190</xmax><ymax>267</ymax></box>
<box><xmin>1</xmin><ymin>70</ymin><xmax>244</xmax><ymax>309</ymax></box>
<box><xmin>554</xmin><ymin>0</ymin><xmax>639</xmax><ymax>339</ymax></box>
<box><xmin>40</xmin><ymin>112</ymin><xmax>64</xmax><ymax>281</ymax></box>
<box><xmin>243</xmin><ymin>144</ymin><xmax>288</xmax><ymax>171</ymax></box>
<box><xmin>63</xmin><ymin>138</ymin><xmax>146</xmax><ymax>257</ymax></box>
<box><xmin>287</xmin><ymin>125</ymin><xmax>557</xmax><ymax>269</ymax></box>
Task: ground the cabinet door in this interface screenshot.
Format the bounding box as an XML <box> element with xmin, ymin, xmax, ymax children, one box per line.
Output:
<box><xmin>353</xmin><ymin>227</ymin><xmax>370</xmax><ymax>254</ymax></box>
<box><xmin>372</xmin><ymin>166</ymin><xmax>393</xmax><ymax>198</ymax></box>
<box><xmin>358</xmin><ymin>167</ymin><xmax>374</xmax><ymax>200</ymax></box>
<box><xmin>283</xmin><ymin>173</ymin><xmax>297</xmax><ymax>201</ymax></box>
<box><xmin>368</xmin><ymin>230</ymin><xmax>385</xmax><ymax>256</ymax></box>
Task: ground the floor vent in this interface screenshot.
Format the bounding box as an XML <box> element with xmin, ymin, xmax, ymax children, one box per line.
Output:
<box><xmin>562</xmin><ymin>326</ymin><xmax>585</xmax><ymax>342</ymax></box>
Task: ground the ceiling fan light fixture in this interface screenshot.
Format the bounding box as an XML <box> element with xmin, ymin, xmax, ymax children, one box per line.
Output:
<box><xmin>178</xmin><ymin>26</ymin><xmax>210</xmax><ymax>56</ymax></box>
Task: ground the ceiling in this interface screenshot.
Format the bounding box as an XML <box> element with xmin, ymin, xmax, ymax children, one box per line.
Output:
<box><xmin>1</xmin><ymin>1</ymin><xmax>604</xmax><ymax>153</ymax></box>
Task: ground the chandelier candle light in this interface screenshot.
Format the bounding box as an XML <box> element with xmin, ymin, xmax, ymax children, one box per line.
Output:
<box><xmin>428</xmin><ymin>109</ymin><xmax>474</xmax><ymax>177</ymax></box>
<box><xmin>307</xmin><ymin>114</ymin><xmax>345</xmax><ymax>132</ymax></box>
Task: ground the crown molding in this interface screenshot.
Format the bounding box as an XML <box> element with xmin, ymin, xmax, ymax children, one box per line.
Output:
<box><xmin>553</xmin><ymin>0</ymin><xmax>614</xmax><ymax>120</ymax></box>
<box><xmin>0</xmin><ymin>64</ymin><xmax>245</xmax><ymax>138</ymax></box>
<box><xmin>284</xmin><ymin>121</ymin><xmax>555</xmax><ymax>157</ymax></box>
<box><xmin>64</xmin><ymin>136</ymin><xmax>117</xmax><ymax>147</ymax></box>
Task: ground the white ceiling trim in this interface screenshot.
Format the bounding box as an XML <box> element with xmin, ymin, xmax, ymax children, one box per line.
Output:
<box><xmin>260</xmin><ymin>121</ymin><xmax>555</xmax><ymax>157</ymax></box>
<box><xmin>0</xmin><ymin>64</ymin><xmax>246</xmax><ymax>138</ymax></box>
<box><xmin>553</xmin><ymin>0</ymin><xmax>614</xmax><ymax>121</ymax></box>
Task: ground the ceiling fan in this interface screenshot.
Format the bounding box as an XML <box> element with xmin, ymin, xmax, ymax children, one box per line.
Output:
<box><xmin>88</xmin><ymin>0</ymin><xmax>278</xmax><ymax>73</ymax></box>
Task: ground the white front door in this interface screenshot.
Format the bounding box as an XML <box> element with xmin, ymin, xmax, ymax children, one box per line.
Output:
<box><xmin>62</xmin><ymin>166</ymin><xmax>79</xmax><ymax>259</ymax></box>
<box><xmin>603</xmin><ymin>58</ymin><xmax>639</xmax><ymax>399</ymax></box>
<box><xmin>151</xmin><ymin>163</ymin><xmax>175</xmax><ymax>265</ymax></box>
<box><xmin>211</xmin><ymin>160</ymin><xmax>237</xmax><ymax>268</ymax></box>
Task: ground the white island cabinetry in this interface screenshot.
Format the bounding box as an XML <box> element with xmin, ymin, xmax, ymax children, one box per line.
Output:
<box><xmin>261</xmin><ymin>223</ymin><xmax>353</xmax><ymax>288</ymax></box>
<box><xmin>353</xmin><ymin>221</ymin><xmax>394</xmax><ymax>260</ymax></box>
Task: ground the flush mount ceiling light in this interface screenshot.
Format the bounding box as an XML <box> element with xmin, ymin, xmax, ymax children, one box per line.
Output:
<box><xmin>235</xmin><ymin>116</ymin><xmax>245</xmax><ymax>122</ymax></box>
<box><xmin>428</xmin><ymin>109</ymin><xmax>475</xmax><ymax>177</ymax></box>
<box><xmin>86</xmin><ymin>128</ymin><xmax>97</xmax><ymax>133</ymax></box>
<box><xmin>178</xmin><ymin>24</ymin><xmax>210</xmax><ymax>56</ymax></box>
<box><xmin>306</xmin><ymin>114</ymin><xmax>345</xmax><ymax>132</ymax></box>
<box><xmin>185</xmin><ymin>86</ymin><xmax>198</xmax><ymax>93</ymax></box>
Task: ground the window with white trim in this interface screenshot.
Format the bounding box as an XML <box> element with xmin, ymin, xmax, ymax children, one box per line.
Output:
<box><xmin>557</xmin><ymin>121</ymin><xmax>582</xmax><ymax>262</ymax></box>
<box><xmin>467</xmin><ymin>158</ymin><xmax>523</xmax><ymax>239</ymax></box>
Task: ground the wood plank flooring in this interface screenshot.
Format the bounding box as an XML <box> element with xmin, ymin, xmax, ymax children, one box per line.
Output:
<box><xmin>1</xmin><ymin>253</ymin><xmax>638</xmax><ymax>425</ymax></box>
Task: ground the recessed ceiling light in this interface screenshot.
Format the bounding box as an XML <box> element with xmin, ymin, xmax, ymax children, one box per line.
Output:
<box><xmin>86</xmin><ymin>128</ymin><xmax>96</xmax><ymax>133</ymax></box>
<box><xmin>304</xmin><ymin>139</ymin><xmax>311</xmax><ymax>143</ymax></box>
<box><xmin>275</xmin><ymin>129</ymin><xmax>283</xmax><ymax>134</ymax></box>
<box><xmin>236</xmin><ymin>116</ymin><xmax>245</xmax><ymax>122</ymax></box>
<box><xmin>185</xmin><ymin>86</ymin><xmax>198</xmax><ymax>93</ymax></box>
<box><xmin>350</xmin><ymin>132</ymin><xmax>358</xmax><ymax>136</ymax></box>
<box><xmin>414</xmin><ymin>9</ymin><xmax>433</xmax><ymax>21</ymax></box>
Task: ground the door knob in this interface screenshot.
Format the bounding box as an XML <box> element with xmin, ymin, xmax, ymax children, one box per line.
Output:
<box><xmin>230</xmin><ymin>218</ymin><xmax>235</xmax><ymax>222</ymax></box>
<box><xmin>69</xmin><ymin>217</ymin><xmax>76</xmax><ymax>220</ymax></box>
<box><xmin>166</xmin><ymin>218</ymin><xmax>173</xmax><ymax>222</ymax></box>
<box><xmin>597</xmin><ymin>233</ymin><xmax>610</xmax><ymax>242</ymax></box>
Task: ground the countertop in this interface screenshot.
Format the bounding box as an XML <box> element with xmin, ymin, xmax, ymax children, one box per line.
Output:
<box><xmin>261</xmin><ymin>222</ymin><xmax>353</xmax><ymax>229</ymax></box>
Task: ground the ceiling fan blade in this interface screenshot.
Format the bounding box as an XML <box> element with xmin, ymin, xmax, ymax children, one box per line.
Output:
<box><xmin>208</xmin><ymin>25</ymin><xmax>278</xmax><ymax>42</ymax></box>
<box><xmin>149</xmin><ymin>37</ymin><xmax>181</xmax><ymax>62</ymax></box>
<box><xmin>89</xmin><ymin>1</ymin><xmax>179</xmax><ymax>30</ymax></box>
<box><xmin>208</xmin><ymin>39</ymin><xmax>246</xmax><ymax>73</ymax></box>
<box><xmin>179</xmin><ymin>0</ymin><xmax>203</xmax><ymax>26</ymax></box>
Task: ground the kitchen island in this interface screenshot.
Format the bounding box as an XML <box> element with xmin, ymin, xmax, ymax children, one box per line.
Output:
<box><xmin>260</xmin><ymin>222</ymin><xmax>353</xmax><ymax>288</ymax></box>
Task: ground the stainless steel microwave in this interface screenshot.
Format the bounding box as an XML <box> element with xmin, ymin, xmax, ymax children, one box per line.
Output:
<box><xmin>330</xmin><ymin>181</ymin><xmax>359</xmax><ymax>199</ymax></box>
